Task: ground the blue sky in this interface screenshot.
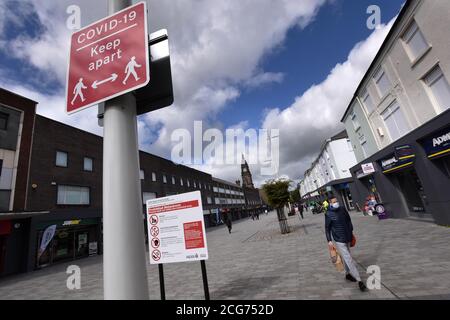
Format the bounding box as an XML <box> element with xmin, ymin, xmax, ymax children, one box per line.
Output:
<box><xmin>221</xmin><ymin>0</ymin><xmax>405</xmax><ymax>129</ymax></box>
<box><xmin>0</xmin><ymin>0</ymin><xmax>406</xmax><ymax>185</ymax></box>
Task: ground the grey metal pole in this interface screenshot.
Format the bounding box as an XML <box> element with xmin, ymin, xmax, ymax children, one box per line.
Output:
<box><xmin>103</xmin><ymin>0</ymin><xmax>149</xmax><ymax>300</ymax></box>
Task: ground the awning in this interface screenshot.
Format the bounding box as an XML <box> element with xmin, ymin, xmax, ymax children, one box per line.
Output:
<box><xmin>0</xmin><ymin>211</ymin><xmax>50</xmax><ymax>221</ymax></box>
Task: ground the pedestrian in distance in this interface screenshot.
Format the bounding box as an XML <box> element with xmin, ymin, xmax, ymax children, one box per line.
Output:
<box><xmin>299</xmin><ymin>203</ymin><xmax>304</xmax><ymax>219</ymax></box>
<box><xmin>325</xmin><ymin>196</ymin><xmax>367</xmax><ymax>292</ymax></box>
<box><xmin>225</xmin><ymin>218</ymin><xmax>232</xmax><ymax>234</ymax></box>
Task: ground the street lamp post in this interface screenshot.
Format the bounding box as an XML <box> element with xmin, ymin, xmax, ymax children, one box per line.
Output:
<box><xmin>102</xmin><ymin>0</ymin><xmax>149</xmax><ymax>300</ymax></box>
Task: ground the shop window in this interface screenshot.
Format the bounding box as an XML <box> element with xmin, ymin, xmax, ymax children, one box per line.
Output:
<box><xmin>374</xmin><ymin>67</ymin><xmax>391</xmax><ymax>97</ymax></box>
<box><xmin>423</xmin><ymin>65</ymin><xmax>450</xmax><ymax>112</ymax></box>
<box><xmin>56</xmin><ymin>151</ymin><xmax>68</xmax><ymax>167</ymax></box>
<box><xmin>402</xmin><ymin>20</ymin><xmax>430</xmax><ymax>62</ymax></box>
<box><xmin>0</xmin><ymin>112</ymin><xmax>8</xmax><ymax>130</ymax></box>
<box><xmin>83</xmin><ymin>157</ymin><xmax>93</xmax><ymax>172</ymax></box>
<box><xmin>57</xmin><ymin>185</ymin><xmax>90</xmax><ymax>205</ymax></box>
<box><xmin>381</xmin><ymin>101</ymin><xmax>409</xmax><ymax>142</ymax></box>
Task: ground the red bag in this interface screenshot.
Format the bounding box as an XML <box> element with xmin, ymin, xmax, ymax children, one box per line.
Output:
<box><xmin>350</xmin><ymin>234</ymin><xmax>356</xmax><ymax>247</ymax></box>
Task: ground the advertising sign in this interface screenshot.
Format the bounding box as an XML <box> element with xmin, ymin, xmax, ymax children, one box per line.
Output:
<box><xmin>361</xmin><ymin>162</ymin><xmax>375</xmax><ymax>174</ymax></box>
<box><xmin>38</xmin><ymin>225</ymin><xmax>57</xmax><ymax>258</ymax></box>
<box><xmin>380</xmin><ymin>145</ymin><xmax>416</xmax><ymax>174</ymax></box>
<box><xmin>146</xmin><ymin>191</ymin><xmax>208</xmax><ymax>264</ymax></box>
<box><xmin>420</xmin><ymin>125</ymin><xmax>450</xmax><ymax>159</ymax></box>
<box><xmin>66</xmin><ymin>2</ymin><xmax>149</xmax><ymax>114</ymax></box>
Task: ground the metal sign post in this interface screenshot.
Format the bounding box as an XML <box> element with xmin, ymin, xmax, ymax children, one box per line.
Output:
<box><xmin>200</xmin><ymin>260</ymin><xmax>210</xmax><ymax>300</ymax></box>
<box><xmin>102</xmin><ymin>0</ymin><xmax>149</xmax><ymax>300</ymax></box>
<box><xmin>159</xmin><ymin>264</ymin><xmax>166</xmax><ymax>300</ymax></box>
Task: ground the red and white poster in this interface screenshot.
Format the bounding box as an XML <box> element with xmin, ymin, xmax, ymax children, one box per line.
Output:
<box><xmin>146</xmin><ymin>191</ymin><xmax>208</xmax><ymax>264</ymax></box>
<box><xmin>65</xmin><ymin>2</ymin><xmax>149</xmax><ymax>114</ymax></box>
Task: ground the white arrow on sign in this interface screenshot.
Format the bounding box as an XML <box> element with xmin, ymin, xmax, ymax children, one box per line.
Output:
<box><xmin>91</xmin><ymin>73</ymin><xmax>118</xmax><ymax>89</ymax></box>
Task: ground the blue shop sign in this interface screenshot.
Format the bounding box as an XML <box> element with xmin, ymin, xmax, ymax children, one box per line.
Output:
<box><xmin>420</xmin><ymin>125</ymin><xmax>450</xmax><ymax>160</ymax></box>
<box><xmin>379</xmin><ymin>145</ymin><xmax>415</xmax><ymax>174</ymax></box>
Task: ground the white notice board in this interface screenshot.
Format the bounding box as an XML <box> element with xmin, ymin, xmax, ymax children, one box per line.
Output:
<box><xmin>146</xmin><ymin>191</ymin><xmax>208</xmax><ymax>264</ymax></box>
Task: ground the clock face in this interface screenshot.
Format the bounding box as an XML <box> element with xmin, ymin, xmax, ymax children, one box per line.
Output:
<box><xmin>243</xmin><ymin>168</ymin><xmax>247</xmax><ymax>172</ymax></box>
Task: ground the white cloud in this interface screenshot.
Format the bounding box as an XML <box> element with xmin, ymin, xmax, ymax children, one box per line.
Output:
<box><xmin>0</xmin><ymin>0</ymin><xmax>396</xmax><ymax>188</ymax></box>
<box><xmin>261</xmin><ymin>18</ymin><xmax>396</xmax><ymax>184</ymax></box>
<box><xmin>245</xmin><ymin>72</ymin><xmax>285</xmax><ymax>89</ymax></box>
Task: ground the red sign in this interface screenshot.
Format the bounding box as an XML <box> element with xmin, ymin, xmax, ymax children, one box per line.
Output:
<box><xmin>183</xmin><ymin>221</ymin><xmax>205</xmax><ymax>250</ymax></box>
<box><xmin>65</xmin><ymin>2</ymin><xmax>149</xmax><ymax>114</ymax></box>
<box><xmin>148</xmin><ymin>200</ymin><xmax>199</xmax><ymax>214</ymax></box>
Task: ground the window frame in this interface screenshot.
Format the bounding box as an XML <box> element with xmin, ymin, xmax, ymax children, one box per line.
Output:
<box><xmin>402</xmin><ymin>20</ymin><xmax>430</xmax><ymax>63</ymax></box>
<box><xmin>381</xmin><ymin>101</ymin><xmax>409</xmax><ymax>141</ymax></box>
<box><xmin>83</xmin><ymin>157</ymin><xmax>93</xmax><ymax>172</ymax></box>
<box><xmin>423</xmin><ymin>65</ymin><xmax>450</xmax><ymax>112</ymax></box>
<box><xmin>55</xmin><ymin>150</ymin><xmax>68</xmax><ymax>168</ymax></box>
<box><xmin>361</xmin><ymin>88</ymin><xmax>374</xmax><ymax>114</ymax></box>
<box><xmin>56</xmin><ymin>185</ymin><xmax>90</xmax><ymax>206</ymax></box>
<box><xmin>373</xmin><ymin>67</ymin><xmax>391</xmax><ymax>98</ymax></box>
<box><xmin>0</xmin><ymin>112</ymin><xmax>8</xmax><ymax>130</ymax></box>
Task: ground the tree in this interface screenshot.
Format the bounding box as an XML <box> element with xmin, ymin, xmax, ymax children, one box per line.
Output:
<box><xmin>290</xmin><ymin>186</ymin><xmax>301</xmax><ymax>204</ymax></box>
<box><xmin>262</xmin><ymin>178</ymin><xmax>291</xmax><ymax>234</ymax></box>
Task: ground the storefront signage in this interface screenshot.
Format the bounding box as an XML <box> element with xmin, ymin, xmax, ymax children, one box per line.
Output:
<box><xmin>380</xmin><ymin>145</ymin><xmax>416</xmax><ymax>174</ymax></box>
<box><xmin>420</xmin><ymin>125</ymin><xmax>450</xmax><ymax>159</ymax></box>
<box><xmin>146</xmin><ymin>191</ymin><xmax>208</xmax><ymax>265</ymax></box>
<box><xmin>63</xmin><ymin>220</ymin><xmax>81</xmax><ymax>226</ymax></box>
<box><xmin>361</xmin><ymin>162</ymin><xmax>375</xmax><ymax>174</ymax></box>
<box><xmin>38</xmin><ymin>225</ymin><xmax>57</xmax><ymax>259</ymax></box>
<box><xmin>395</xmin><ymin>144</ymin><xmax>415</xmax><ymax>160</ymax></box>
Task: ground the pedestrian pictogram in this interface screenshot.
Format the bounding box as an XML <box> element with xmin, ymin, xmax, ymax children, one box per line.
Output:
<box><xmin>150</xmin><ymin>226</ymin><xmax>159</xmax><ymax>237</ymax></box>
<box><xmin>149</xmin><ymin>215</ymin><xmax>158</xmax><ymax>225</ymax></box>
<box><xmin>123</xmin><ymin>56</ymin><xmax>142</xmax><ymax>84</ymax></box>
<box><xmin>151</xmin><ymin>238</ymin><xmax>160</xmax><ymax>249</ymax></box>
<box><xmin>71</xmin><ymin>78</ymin><xmax>88</xmax><ymax>105</ymax></box>
<box><xmin>152</xmin><ymin>249</ymin><xmax>161</xmax><ymax>261</ymax></box>
<box><xmin>65</xmin><ymin>2</ymin><xmax>149</xmax><ymax>114</ymax></box>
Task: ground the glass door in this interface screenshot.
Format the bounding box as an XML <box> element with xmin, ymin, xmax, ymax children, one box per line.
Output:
<box><xmin>75</xmin><ymin>231</ymin><xmax>89</xmax><ymax>258</ymax></box>
<box><xmin>396</xmin><ymin>169</ymin><xmax>427</xmax><ymax>214</ymax></box>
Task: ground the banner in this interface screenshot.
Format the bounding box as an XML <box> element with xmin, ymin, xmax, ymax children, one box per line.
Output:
<box><xmin>38</xmin><ymin>225</ymin><xmax>57</xmax><ymax>259</ymax></box>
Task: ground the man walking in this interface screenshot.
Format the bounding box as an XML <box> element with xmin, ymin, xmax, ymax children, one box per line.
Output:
<box><xmin>299</xmin><ymin>203</ymin><xmax>304</xmax><ymax>219</ymax></box>
<box><xmin>325</xmin><ymin>196</ymin><xmax>366</xmax><ymax>292</ymax></box>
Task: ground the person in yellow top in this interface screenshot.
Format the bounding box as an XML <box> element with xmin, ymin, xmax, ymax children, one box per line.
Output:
<box><xmin>322</xmin><ymin>199</ymin><xmax>329</xmax><ymax>212</ymax></box>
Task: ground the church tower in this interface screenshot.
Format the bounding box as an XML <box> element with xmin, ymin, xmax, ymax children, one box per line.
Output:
<box><xmin>241</xmin><ymin>155</ymin><xmax>254</xmax><ymax>189</ymax></box>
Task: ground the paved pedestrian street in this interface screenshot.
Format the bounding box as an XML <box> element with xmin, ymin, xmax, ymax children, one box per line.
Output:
<box><xmin>1</xmin><ymin>211</ymin><xmax>450</xmax><ymax>300</ymax></box>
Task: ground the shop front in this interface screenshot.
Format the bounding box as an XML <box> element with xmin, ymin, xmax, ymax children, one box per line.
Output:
<box><xmin>349</xmin><ymin>110</ymin><xmax>450</xmax><ymax>225</ymax></box>
<box><xmin>27</xmin><ymin>211</ymin><xmax>102</xmax><ymax>271</ymax></box>
<box><xmin>35</xmin><ymin>218</ymin><xmax>100</xmax><ymax>269</ymax></box>
<box><xmin>378</xmin><ymin>145</ymin><xmax>429</xmax><ymax>217</ymax></box>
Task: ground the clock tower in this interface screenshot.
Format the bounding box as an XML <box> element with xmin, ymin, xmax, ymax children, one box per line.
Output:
<box><xmin>241</xmin><ymin>155</ymin><xmax>254</xmax><ymax>189</ymax></box>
